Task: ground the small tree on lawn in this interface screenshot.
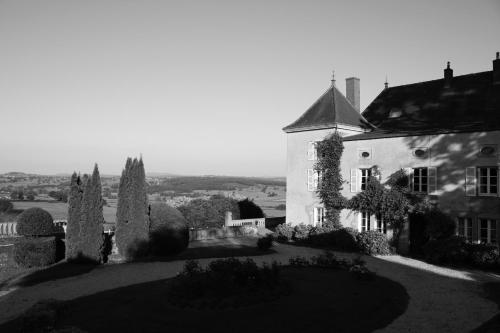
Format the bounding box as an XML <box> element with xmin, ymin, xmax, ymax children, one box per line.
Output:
<box><xmin>79</xmin><ymin>164</ymin><xmax>105</xmax><ymax>262</ymax></box>
<box><xmin>315</xmin><ymin>132</ymin><xmax>346</xmax><ymax>229</ymax></box>
<box><xmin>116</xmin><ymin>157</ymin><xmax>150</xmax><ymax>259</ymax></box>
<box><xmin>66</xmin><ymin>172</ymin><xmax>84</xmax><ymax>260</ymax></box>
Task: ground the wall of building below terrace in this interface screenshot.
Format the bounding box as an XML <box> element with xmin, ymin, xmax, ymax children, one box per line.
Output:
<box><xmin>285</xmin><ymin>126</ymin><xmax>363</xmax><ymax>226</ymax></box>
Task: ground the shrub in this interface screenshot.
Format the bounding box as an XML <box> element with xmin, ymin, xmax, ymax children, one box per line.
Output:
<box><xmin>422</xmin><ymin>236</ymin><xmax>468</xmax><ymax>265</ymax></box>
<box><xmin>0</xmin><ymin>199</ymin><xmax>13</xmax><ymax>212</ymax></box>
<box><xmin>274</xmin><ymin>223</ymin><xmax>294</xmax><ymax>242</ymax></box>
<box><xmin>167</xmin><ymin>258</ymin><xmax>284</xmax><ymax>309</ymax></box>
<box><xmin>356</xmin><ymin>231</ymin><xmax>390</xmax><ymax>255</ymax></box>
<box><xmin>465</xmin><ymin>243</ymin><xmax>500</xmax><ymax>268</ymax></box>
<box><xmin>334</xmin><ymin>228</ymin><xmax>360</xmax><ymax>251</ymax></box>
<box><xmin>257</xmin><ymin>235</ymin><xmax>273</xmax><ymax>251</ymax></box>
<box><xmin>293</xmin><ymin>223</ymin><xmax>313</xmax><ymax>241</ymax></box>
<box><xmin>149</xmin><ymin>203</ymin><xmax>189</xmax><ymax>256</ymax></box>
<box><xmin>14</xmin><ymin>237</ymin><xmax>57</xmax><ymax>267</ymax></box>
<box><xmin>16</xmin><ymin>208</ymin><xmax>54</xmax><ymax>236</ymax></box>
<box><xmin>288</xmin><ymin>256</ymin><xmax>310</xmax><ymax>267</ymax></box>
<box><xmin>424</xmin><ymin>209</ymin><xmax>456</xmax><ymax>240</ymax></box>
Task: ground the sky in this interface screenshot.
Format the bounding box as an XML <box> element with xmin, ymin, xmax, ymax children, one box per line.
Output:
<box><xmin>1</xmin><ymin>0</ymin><xmax>499</xmax><ymax>177</ymax></box>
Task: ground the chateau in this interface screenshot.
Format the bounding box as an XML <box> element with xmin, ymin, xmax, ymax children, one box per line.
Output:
<box><xmin>283</xmin><ymin>53</ymin><xmax>500</xmax><ymax>250</ymax></box>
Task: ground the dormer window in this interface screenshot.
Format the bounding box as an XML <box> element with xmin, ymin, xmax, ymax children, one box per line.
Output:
<box><xmin>389</xmin><ymin>108</ymin><xmax>402</xmax><ymax>118</ymax></box>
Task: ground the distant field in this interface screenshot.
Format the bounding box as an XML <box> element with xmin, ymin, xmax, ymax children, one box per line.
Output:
<box><xmin>12</xmin><ymin>201</ymin><xmax>117</xmax><ymax>223</ymax></box>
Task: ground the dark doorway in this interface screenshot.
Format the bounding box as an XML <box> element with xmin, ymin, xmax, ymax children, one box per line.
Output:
<box><xmin>409</xmin><ymin>213</ymin><xmax>429</xmax><ymax>256</ymax></box>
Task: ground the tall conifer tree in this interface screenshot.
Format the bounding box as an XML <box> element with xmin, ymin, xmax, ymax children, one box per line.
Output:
<box><xmin>66</xmin><ymin>172</ymin><xmax>84</xmax><ymax>260</ymax></box>
<box><xmin>79</xmin><ymin>164</ymin><xmax>105</xmax><ymax>262</ymax></box>
<box><xmin>116</xmin><ymin>157</ymin><xmax>149</xmax><ymax>259</ymax></box>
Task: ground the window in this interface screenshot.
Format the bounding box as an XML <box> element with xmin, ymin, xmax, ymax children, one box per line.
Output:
<box><xmin>313</xmin><ymin>207</ymin><xmax>325</xmax><ymax>227</ymax></box>
<box><xmin>360</xmin><ymin>212</ymin><xmax>371</xmax><ymax>232</ymax></box>
<box><xmin>307</xmin><ymin>169</ymin><xmax>321</xmax><ymax>191</ymax></box>
<box><xmin>457</xmin><ymin>217</ymin><xmax>473</xmax><ymax>242</ymax></box>
<box><xmin>307</xmin><ymin>142</ymin><xmax>318</xmax><ymax>161</ymax></box>
<box><xmin>413</xmin><ymin>168</ymin><xmax>428</xmax><ymax>193</ymax></box>
<box><xmin>479</xmin><ymin>219</ymin><xmax>497</xmax><ymax>244</ymax></box>
<box><xmin>478</xmin><ymin>167</ymin><xmax>498</xmax><ymax>196</ymax></box>
<box><xmin>375</xmin><ymin>214</ymin><xmax>387</xmax><ymax>234</ymax></box>
<box><xmin>360</xmin><ymin>168</ymin><xmax>372</xmax><ymax>191</ymax></box>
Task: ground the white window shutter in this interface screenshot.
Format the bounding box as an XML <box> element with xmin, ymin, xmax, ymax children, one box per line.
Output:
<box><xmin>405</xmin><ymin>167</ymin><xmax>413</xmax><ymax>191</ymax></box>
<box><xmin>465</xmin><ymin>167</ymin><xmax>477</xmax><ymax>196</ymax></box>
<box><xmin>307</xmin><ymin>169</ymin><xmax>314</xmax><ymax>191</ymax></box>
<box><xmin>307</xmin><ymin>142</ymin><xmax>314</xmax><ymax>160</ymax></box>
<box><xmin>313</xmin><ymin>171</ymin><xmax>319</xmax><ymax>190</ymax></box>
<box><xmin>428</xmin><ymin>167</ymin><xmax>437</xmax><ymax>194</ymax></box>
<box><xmin>350</xmin><ymin>169</ymin><xmax>357</xmax><ymax>193</ymax></box>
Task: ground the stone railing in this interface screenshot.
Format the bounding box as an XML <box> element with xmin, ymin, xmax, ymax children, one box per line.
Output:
<box><xmin>224</xmin><ymin>211</ymin><xmax>265</xmax><ymax>228</ymax></box>
<box><xmin>0</xmin><ymin>222</ymin><xmax>17</xmax><ymax>236</ymax></box>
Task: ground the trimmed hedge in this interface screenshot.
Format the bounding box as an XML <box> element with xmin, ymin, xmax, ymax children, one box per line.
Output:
<box><xmin>14</xmin><ymin>237</ymin><xmax>57</xmax><ymax>267</ymax></box>
<box><xmin>16</xmin><ymin>208</ymin><xmax>54</xmax><ymax>236</ymax></box>
<box><xmin>466</xmin><ymin>243</ymin><xmax>500</xmax><ymax>268</ymax></box>
<box><xmin>149</xmin><ymin>203</ymin><xmax>189</xmax><ymax>256</ymax></box>
<box><xmin>356</xmin><ymin>231</ymin><xmax>390</xmax><ymax>255</ymax></box>
<box><xmin>293</xmin><ymin>223</ymin><xmax>313</xmax><ymax>241</ymax></box>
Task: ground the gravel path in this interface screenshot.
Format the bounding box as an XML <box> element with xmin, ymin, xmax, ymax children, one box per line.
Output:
<box><xmin>0</xmin><ymin>242</ymin><xmax>499</xmax><ymax>332</ymax></box>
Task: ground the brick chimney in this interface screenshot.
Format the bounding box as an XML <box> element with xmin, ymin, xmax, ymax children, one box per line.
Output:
<box><xmin>493</xmin><ymin>52</ymin><xmax>500</xmax><ymax>84</ymax></box>
<box><xmin>346</xmin><ymin>77</ymin><xmax>360</xmax><ymax>112</ymax></box>
<box><xmin>444</xmin><ymin>61</ymin><xmax>453</xmax><ymax>87</ymax></box>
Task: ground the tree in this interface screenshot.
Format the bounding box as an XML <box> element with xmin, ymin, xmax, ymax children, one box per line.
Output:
<box><xmin>115</xmin><ymin>157</ymin><xmax>150</xmax><ymax>259</ymax></box>
<box><xmin>0</xmin><ymin>199</ymin><xmax>13</xmax><ymax>212</ymax></box>
<box><xmin>79</xmin><ymin>164</ymin><xmax>105</xmax><ymax>262</ymax></box>
<box><xmin>178</xmin><ymin>195</ymin><xmax>240</xmax><ymax>229</ymax></box>
<box><xmin>315</xmin><ymin>132</ymin><xmax>346</xmax><ymax>229</ymax></box>
<box><xmin>66</xmin><ymin>173</ymin><xmax>84</xmax><ymax>260</ymax></box>
<box><xmin>238</xmin><ymin>198</ymin><xmax>265</xmax><ymax>219</ymax></box>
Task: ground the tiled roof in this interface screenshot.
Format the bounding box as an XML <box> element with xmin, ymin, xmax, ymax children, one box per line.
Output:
<box><xmin>282</xmin><ymin>84</ymin><xmax>372</xmax><ymax>133</ymax></box>
<box><xmin>345</xmin><ymin>70</ymin><xmax>500</xmax><ymax>141</ymax></box>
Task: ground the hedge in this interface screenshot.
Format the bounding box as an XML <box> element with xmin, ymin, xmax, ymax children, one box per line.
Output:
<box><xmin>149</xmin><ymin>203</ymin><xmax>189</xmax><ymax>256</ymax></box>
<box><xmin>16</xmin><ymin>208</ymin><xmax>54</xmax><ymax>237</ymax></box>
<box><xmin>356</xmin><ymin>231</ymin><xmax>390</xmax><ymax>255</ymax></box>
<box><xmin>0</xmin><ymin>199</ymin><xmax>13</xmax><ymax>212</ymax></box>
<box><xmin>14</xmin><ymin>237</ymin><xmax>57</xmax><ymax>267</ymax></box>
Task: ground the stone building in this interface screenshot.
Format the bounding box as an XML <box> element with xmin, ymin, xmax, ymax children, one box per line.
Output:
<box><xmin>283</xmin><ymin>53</ymin><xmax>500</xmax><ymax>250</ymax></box>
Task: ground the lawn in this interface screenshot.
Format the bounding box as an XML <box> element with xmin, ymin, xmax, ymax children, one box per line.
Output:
<box><xmin>0</xmin><ymin>266</ymin><xmax>409</xmax><ymax>333</ymax></box>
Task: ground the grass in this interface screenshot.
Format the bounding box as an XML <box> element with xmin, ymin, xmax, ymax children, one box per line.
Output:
<box><xmin>472</xmin><ymin>282</ymin><xmax>500</xmax><ymax>332</ymax></box>
<box><xmin>0</xmin><ymin>266</ymin><xmax>409</xmax><ymax>333</ymax></box>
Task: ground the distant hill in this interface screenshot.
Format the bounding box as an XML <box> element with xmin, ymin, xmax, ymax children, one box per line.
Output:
<box><xmin>147</xmin><ymin>176</ymin><xmax>285</xmax><ymax>194</ymax></box>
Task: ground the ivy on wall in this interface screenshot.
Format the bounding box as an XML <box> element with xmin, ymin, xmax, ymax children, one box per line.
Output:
<box><xmin>314</xmin><ymin>132</ymin><xmax>346</xmax><ymax>229</ymax></box>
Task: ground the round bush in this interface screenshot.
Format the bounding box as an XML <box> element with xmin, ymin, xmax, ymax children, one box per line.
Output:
<box><xmin>16</xmin><ymin>208</ymin><xmax>54</xmax><ymax>236</ymax></box>
<box><xmin>0</xmin><ymin>199</ymin><xmax>13</xmax><ymax>212</ymax></box>
<box><xmin>334</xmin><ymin>228</ymin><xmax>360</xmax><ymax>251</ymax></box>
<box><xmin>293</xmin><ymin>223</ymin><xmax>313</xmax><ymax>241</ymax></box>
<box><xmin>257</xmin><ymin>235</ymin><xmax>273</xmax><ymax>251</ymax></box>
<box><xmin>14</xmin><ymin>237</ymin><xmax>57</xmax><ymax>267</ymax></box>
<box><xmin>149</xmin><ymin>203</ymin><xmax>189</xmax><ymax>256</ymax></box>
<box><xmin>465</xmin><ymin>243</ymin><xmax>500</xmax><ymax>268</ymax></box>
<box><xmin>356</xmin><ymin>231</ymin><xmax>390</xmax><ymax>255</ymax></box>
<box><xmin>273</xmin><ymin>223</ymin><xmax>294</xmax><ymax>242</ymax></box>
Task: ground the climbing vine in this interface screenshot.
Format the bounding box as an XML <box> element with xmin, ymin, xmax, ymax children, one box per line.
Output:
<box><xmin>314</xmin><ymin>132</ymin><xmax>346</xmax><ymax>229</ymax></box>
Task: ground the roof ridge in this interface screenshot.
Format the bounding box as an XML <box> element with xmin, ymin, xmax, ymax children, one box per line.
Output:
<box><xmin>386</xmin><ymin>70</ymin><xmax>492</xmax><ymax>90</ymax></box>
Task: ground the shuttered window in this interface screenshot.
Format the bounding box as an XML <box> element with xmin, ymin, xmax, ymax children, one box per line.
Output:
<box><xmin>479</xmin><ymin>219</ymin><xmax>498</xmax><ymax>244</ymax></box>
<box><xmin>307</xmin><ymin>142</ymin><xmax>318</xmax><ymax>161</ymax></box>
<box><xmin>360</xmin><ymin>212</ymin><xmax>371</xmax><ymax>232</ymax></box>
<box><xmin>457</xmin><ymin>217</ymin><xmax>473</xmax><ymax>242</ymax></box>
<box><xmin>478</xmin><ymin>167</ymin><xmax>498</xmax><ymax>196</ymax></box>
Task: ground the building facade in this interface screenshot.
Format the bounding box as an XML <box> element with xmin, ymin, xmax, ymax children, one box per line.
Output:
<box><xmin>283</xmin><ymin>53</ymin><xmax>500</xmax><ymax>247</ymax></box>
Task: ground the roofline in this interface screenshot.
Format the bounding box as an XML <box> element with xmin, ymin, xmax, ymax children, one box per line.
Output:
<box><xmin>343</xmin><ymin>127</ymin><xmax>500</xmax><ymax>142</ymax></box>
<box><xmin>283</xmin><ymin>122</ymin><xmax>367</xmax><ymax>134</ymax></box>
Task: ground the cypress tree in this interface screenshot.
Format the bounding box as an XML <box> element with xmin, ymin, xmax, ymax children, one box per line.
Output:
<box><xmin>79</xmin><ymin>164</ymin><xmax>105</xmax><ymax>263</ymax></box>
<box><xmin>66</xmin><ymin>172</ymin><xmax>84</xmax><ymax>260</ymax></box>
<box><xmin>116</xmin><ymin>157</ymin><xmax>149</xmax><ymax>259</ymax></box>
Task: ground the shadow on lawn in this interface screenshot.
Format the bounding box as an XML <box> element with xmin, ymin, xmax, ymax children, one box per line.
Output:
<box><xmin>472</xmin><ymin>282</ymin><xmax>500</xmax><ymax>332</ymax></box>
<box><xmin>0</xmin><ymin>266</ymin><xmax>409</xmax><ymax>333</ymax></box>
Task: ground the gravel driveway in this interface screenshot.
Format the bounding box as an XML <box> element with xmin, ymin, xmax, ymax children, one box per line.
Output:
<box><xmin>0</xmin><ymin>241</ymin><xmax>498</xmax><ymax>332</ymax></box>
